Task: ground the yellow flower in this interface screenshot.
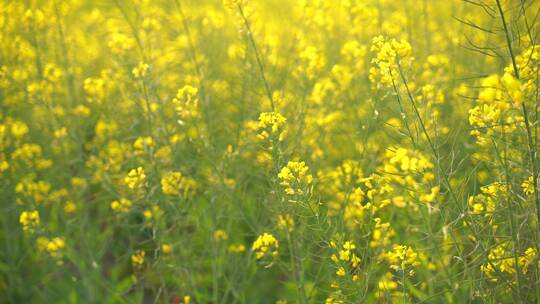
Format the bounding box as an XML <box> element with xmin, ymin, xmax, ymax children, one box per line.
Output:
<box><xmin>277</xmin><ymin>214</ymin><xmax>295</xmax><ymax>231</ymax></box>
<box><xmin>369</xmin><ymin>35</ymin><xmax>413</xmax><ymax>88</ymax></box>
<box><xmin>64</xmin><ymin>200</ymin><xmax>77</xmax><ymax>214</ymax></box>
<box><xmin>228</xmin><ymin>243</ymin><xmax>246</xmax><ymax>253</ymax></box>
<box><xmin>124</xmin><ymin>167</ymin><xmax>146</xmax><ymax>190</ymax></box>
<box><xmin>257</xmin><ymin>111</ymin><xmax>287</xmax><ymax>142</ymax></box>
<box><xmin>481</xmin><ymin>243</ymin><xmax>537</xmax><ymax>281</ymax></box>
<box><xmin>53</xmin><ymin>127</ymin><xmax>67</xmax><ymax>139</ymax></box>
<box><xmin>74</xmin><ymin>104</ymin><xmax>91</xmax><ymax>117</ymax></box>
<box><xmin>10</xmin><ymin>121</ymin><xmax>29</xmax><ymax>139</ymax></box>
<box><xmin>131</xmin><ymin>250</ymin><xmax>145</xmax><ymax>268</ymax></box>
<box><xmin>132</xmin><ymin>61</ymin><xmax>149</xmax><ymax>78</ymax></box>
<box><xmin>378</xmin><ymin>272</ymin><xmax>398</xmax><ymax>292</ymax></box>
<box><xmin>0</xmin><ymin>156</ymin><xmax>9</xmax><ymax>173</ymax></box>
<box><xmin>252</xmin><ymin>233</ymin><xmax>279</xmax><ymax>260</ymax></box>
<box><xmin>143</xmin><ymin>210</ymin><xmax>153</xmax><ymax>220</ymax></box>
<box><xmin>522</xmin><ymin>176</ymin><xmax>535</xmax><ymax>195</ymax></box>
<box><xmin>343</xmin><ymin>241</ymin><xmax>356</xmax><ymax>250</ymax></box>
<box><xmin>15</xmin><ymin>179</ymin><xmax>51</xmax><ymax>203</ymax></box>
<box><xmin>111</xmin><ymin>198</ymin><xmax>132</xmax><ymax>213</ymax></box>
<box><xmin>325</xmin><ymin>291</ymin><xmax>345</xmax><ymax>303</ymax></box>
<box><xmin>385</xmin><ymin>244</ymin><xmax>420</xmax><ymax>273</ymax></box>
<box><xmin>278</xmin><ymin>161</ymin><xmax>313</xmax><ymax>196</ymax></box>
<box><xmin>173</xmin><ymin>85</ymin><xmax>199</xmax><ymax>125</ymax></box>
<box><xmin>46</xmin><ymin>237</ymin><xmax>65</xmax><ymax>258</ymax></box>
<box><xmin>161</xmin><ymin>171</ymin><xmax>197</xmax><ymax>198</ymax></box>
<box><xmin>142</xmin><ymin>206</ymin><xmax>163</xmax><ymax>222</ymax></box>
<box><xmin>43</xmin><ymin>63</ymin><xmax>63</xmax><ymax>83</ymax></box>
<box><xmin>19</xmin><ymin>210</ymin><xmax>40</xmax><ymax>231</ymax></box>
<box><xmin>419</xmin><ymin>186</ymin><xmax>439</xmax><ymax>204</ymax></box>
<box><xmin>518</xmin><ymin>247</ymin><xmax>537</xmax><ymax>273</ymax></box>
<box><xmin>213</xmin><ymin>229</ymin><xmax>228</xmax><ymax>241</ymax></box>
<box><xmin>133</xmin><ymin>136</ymin><xmax>154</xmax><ymax>155</ymax></box>
<box><xmin>162</xmin><ymin>244</ymin><xmax>173</xmax><ymax>254</ymax></box>
<box><xmin>339</xmin><ymin>249</ymin><xmax>350</xmax><ymax>261</ymax></box>
<box><xmin>108</xmin><ymin>32</ymin><xmax>134</xmax><ymax>54</ymax></box>
<box><xmin>351</xmin><ymin>254</ymin><xmax>361</xmax><ymax>268</ymax></box>
<box><xmin>330</xmin><ymin>239</ymin><xmax>361</xmax><ymax>279</ymax></box>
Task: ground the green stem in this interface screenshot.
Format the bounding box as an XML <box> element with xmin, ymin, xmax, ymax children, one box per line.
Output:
<box><xmin>237</xmin><ymin>4</ymin><xmax>276</xmax><ymax>111</ymax></box>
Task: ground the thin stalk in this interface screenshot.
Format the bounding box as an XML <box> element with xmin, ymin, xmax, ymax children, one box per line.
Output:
<box><xmin>113</xmin><ymin>0</ymin><xmax>148</xmax><ymax>62</ymax></box>
<box><xmin>174</xmin><ymin>0</ymin><xmax>213</xmax><ymax>143</ymax></box>
<box><xmin>490</xmin><ymin>136</ymin><xmax>524</xmax><ymax>301</ymax></box>
<box><xmin>495</xmin><ymin>0</ymin><xmax>540</xmax><ymax>231</ymax></box>
<box><xmin>394</xmin><ymin>59</ymin><xmax>521</xmax><ymax>296</ymax></box>
<box><xmin>286</xmin><ymin>227</ymin><xmax>307</xmax><ymax>304</ymax></box>
<box><xmin>53</xmin><ymin>0</ymin><xmax>76</xmax><ymax>109</ymax></box>
<box><xmin>389</xmin><ymin>71</ymin><xmax>417</xmax><ymax>148</ymax></box>
<box><xmin>392</xmin><ymin>60</ymin><xmax>513</xmax><ymax>291</ymax></box>
<box><xmin>236</xmin><ymin>4</ymin><xmax>276</xmax><ymax>111</ymax></box>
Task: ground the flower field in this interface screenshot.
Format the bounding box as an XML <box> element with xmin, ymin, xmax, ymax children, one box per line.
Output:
<box><xmin>1</xmin><ymin>0</ymin><xmax>540</xmax><ymax>303</ymax></box>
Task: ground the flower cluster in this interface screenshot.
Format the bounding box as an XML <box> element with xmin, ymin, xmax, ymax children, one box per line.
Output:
<box><xmin>132</xmin><ymin>62</ymin><xmax>149</xmax><ymax>78</ymax></box>
<box><xmin>160</xmin><ymin>171</ymin><xmax>197</xmax><ymax>198</ymax></box>
<box><xmin>381</xmin><ymin>244</ymin><xmax>420</xmax><ymax>276</ymax></box>
<box><xmin>173</xmin><ymin>85</ymin><xmax>200</xmax><ymax>125</ymax></box>
<box><xmin>256</xmin><ymin>111</ymin><xmax>287</xmax><ymax>143</ymax></box>
<box><xmin>131</xmin><ymin>250</ymin><xmax>145</xmax><ymax>270</ymax></box>
<box><xmin>277</xmin><ymin>214</ymin><xmax>294</xmax><ymax>231</ymax></box>
<box><xmin>468</xmin><ymin>74</ymin><xmax>523</xmax><ymax>145</ymax></box>
<box><xmin>133</xmin><ymin>136</ymin><xmax>155</xmax><ymax>156</ymax></box>
<box><xmin>37</xmin><ymin>237</ymin><xmax>66</xmax><ymax>259</ymax></box>
<box><xmin>111</xmin><ymin>198</ymin><xmax>133</xmax><ymax>213</ymax></box>
<box><xmin>124</xmin><ymin>167</ymin><xmax>146</xmax><ymax>190</ymax></box>
<box><xmin>369</xmin><ymin>35</ymin><xmax>413</xmax><ymax>88</ymax></box>
<box><xmin>481</xmin><ymin>243</ymin><xmax>537</xmax><ymax>282</ymax></box>
<box><xmin>278</xmin><ymin>161</ymin><xmax>313</xmax><ymax>197</ymax></box>
<box><xmin>330</xmin><ymin>240</ymin><xmax>361</xmax><ymax>280</ymax></box>
<box><xmin>19</xmin><ymin>210</ymin><xmax>40</xmax><ymax>232</ymax></box>
<box><xmin>522</xmin><ymin>176</ymin><xmax>535</xmax><ymax>195</ymax></box>
<box><xmin>252</xmin><ymin>233</ymin><xmax>279</xmax><ymax>260</ymax></box>
<box><xmin>4</xmin><ymin>0</ymin><xmax>540</xmax><ymax>301</ymax></box>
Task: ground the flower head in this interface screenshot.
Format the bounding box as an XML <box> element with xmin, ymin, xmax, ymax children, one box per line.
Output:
<box><xmin>19</xmin><ymin>210</ymin><xmax>40</xmax><ymax>232</ymax></box>
<box><xmin>278</xmin><ymin>161</ymin><xmax>313</xmax><ymax>196</ymax></box>
<box><xmin>124</xmin><ymin>167</ymin><xmax>146</xmax><ymax>190</ymax></box>
<box><xmin>252</xmin><ymin>232</ymin><xmax>279</xmax><ymax>260</ymax></box>
<box><xmin>161</xmin><ymin>171</ymin><xmax>197</xmax><ymax>198</ymax></box>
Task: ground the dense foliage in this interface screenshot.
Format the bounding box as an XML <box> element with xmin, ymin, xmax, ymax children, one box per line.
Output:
<box><xmin>1</xmin><ymin>0</ymin><xmax>540</xmax><ymax>303</ymax></box>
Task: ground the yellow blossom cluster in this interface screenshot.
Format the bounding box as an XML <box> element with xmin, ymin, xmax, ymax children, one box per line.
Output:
<box><xmin>252</xmin><ymin>233</ymin><xmax>279</xmax><ymax>260</ymax></box>
<box><xmin>124</xmin><ymin>167</ymin><xmax>146</xmax><ymax>190</ymax></box>
<box><xmin>37</xmin><ymin>237</ymin><xmax>66</xmax><ymax>259</ymax></box>
<box><xmin>173</xmin><ymin>85</ymin><xmax>200</xmax><ymax>125</ymax></box>
<box><xmin>369</xmin><ymin>35</ymin><xmax>413</xmax><ymax>88</ymax></box>
<box><xmin>3</xmin><ymin>0</ymin><xmax>540</xmax><ymax>302</ymax></box>
<box><xmin>257</xmin><ymin>111</ymin><xmax>287</xmax><ymax>142</ymax></box>
<box><xmin>381</xmin><ymin>244</ymin><xmax>420</xmax><ymax>276</ymax></box>
<box><xmin>481</xmin><ymin>243</ymin><xmax>537</xmax><ymax>282</ymax></box>
<box><xmin>160</xmin><ymin>171</ymin><xmax>197</xmax><ymax>198</ymax></box>
<box><xmin>131</xmin><ymin>250</ymin><xmax>145</xmax><ymax>269</ymax></box>
<box><xmin>330</xmin><ymin>240</ymin><xmax>361</xmax><ymax>279</ymax></box>
<box><xmin>19</xmin><ymin>210</ymin><xmax>40</xmax><ymax>232</ymax></box>
<box><xmin>469</xmin><ymin>74</ymin><xmax>524</xmax><ymax>145</ymax></box>
<box><xmin>111</xmin><ymin>198</ymin><xmax>133</xmax><ymax>213</ymax></box>
<box><xmin>278</xmin><ymin>161</ymin><xmax>313</xmax><ymax>196</ymax></box>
